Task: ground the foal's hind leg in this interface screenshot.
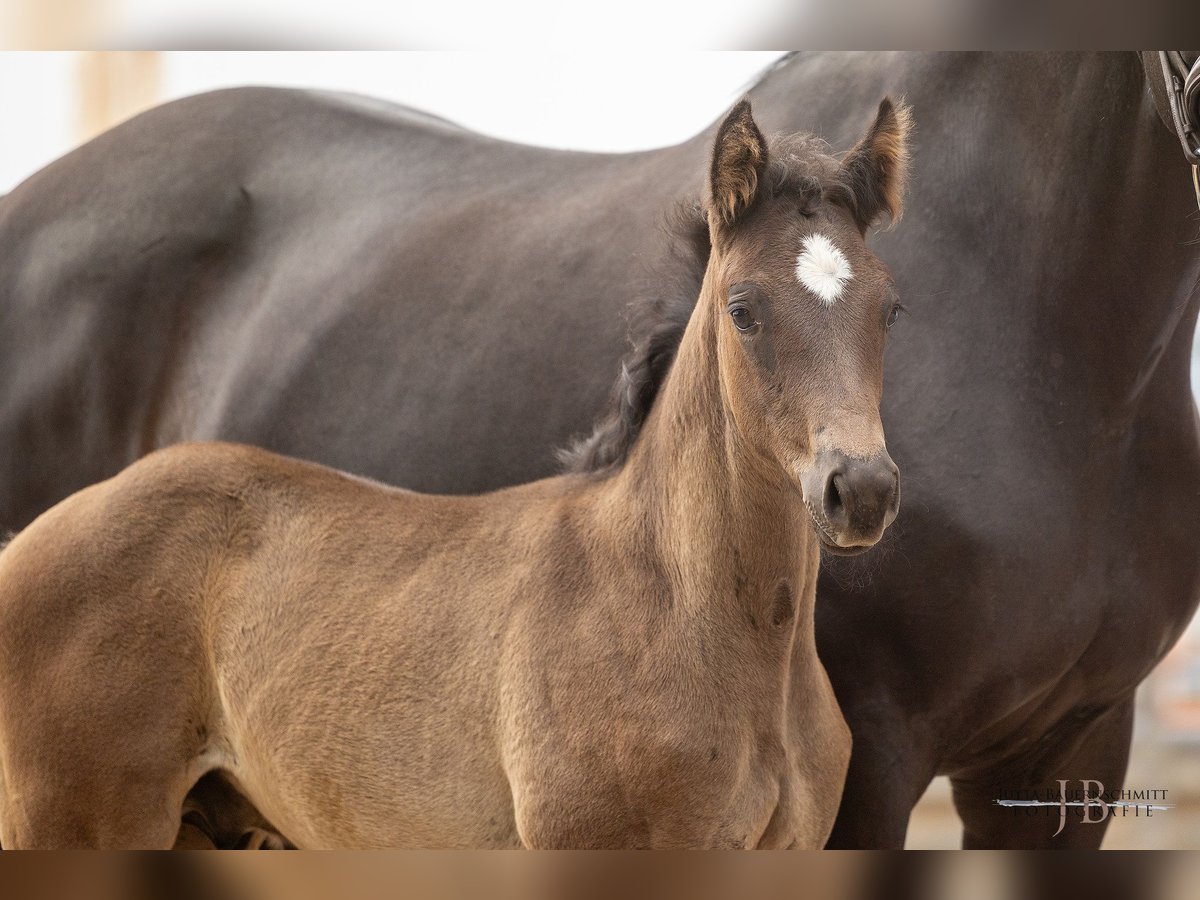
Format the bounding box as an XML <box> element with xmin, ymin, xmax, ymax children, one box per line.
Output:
<box><xmin>0</xmin><ymin>629</ymin><xmax>214</xmax><ymax>847</ymax></box>
<box><xmin>0</xmin><ymin>667</ymin><xmax>213</xmax><ymax>848</ymax></box>
<box><xmin>0</xmin><ymin>472</ymin><xmax>222</xmax><ymax>847</ymax></box>
<box><xmin>1</xmin><ymin>765</ymin><xmax>194</xmax><ymax>849</ymax></box>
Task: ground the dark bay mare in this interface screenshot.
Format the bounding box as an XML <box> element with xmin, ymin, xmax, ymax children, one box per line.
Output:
<box><xmin>1</xmin><ymin>52</ymin><xmax>1198</xmax><ymax>847</ymax></box>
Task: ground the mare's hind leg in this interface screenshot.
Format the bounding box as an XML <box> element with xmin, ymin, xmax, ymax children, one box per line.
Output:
<box><xmin>175</xmin><ymin>771</ymin><xmax>292</xmax><ymax>850</ymax></box>
<box><xmin>949</xmin><ymin>697</ymin><xmax>1134</xmax><ymax>849</ymax></box>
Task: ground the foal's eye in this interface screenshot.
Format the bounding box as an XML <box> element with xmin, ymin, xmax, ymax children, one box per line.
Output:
<box><xmin>886</xmin><ymin>302</ymin><xmax>905</xmax><ymax>329</ymax></box>
<box><xmin>730</xmin><ymin>306</ymin><xmax>756</xmax><ymax>332</ymax></box>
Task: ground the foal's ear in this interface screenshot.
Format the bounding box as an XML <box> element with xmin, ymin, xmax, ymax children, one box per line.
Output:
<box><xmin>840</xmin><ymin>97</ymin><xmax>913</xmax><ymax>231</ymax></box>
<box><xmin>709</xmin><ymin>99</ymin><xmax>769</xmax><ymax>228</ymax></box>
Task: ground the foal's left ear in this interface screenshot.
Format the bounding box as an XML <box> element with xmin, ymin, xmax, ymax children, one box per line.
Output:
<box><xmin>840</xmin><ymin>97</ymin><xmax>913</xmax><ymax>231</ymax></box>
<box><xmin>709</xmin><ymin>99</ymin><xmax>769</xmax><ymax>228</ymax></box>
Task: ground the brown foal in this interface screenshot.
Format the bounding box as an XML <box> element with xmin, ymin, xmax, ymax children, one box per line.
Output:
<box><xmin>0</xmin><ymin>98</ymin><xmax>910</xmax><ymax>848</ymax></box>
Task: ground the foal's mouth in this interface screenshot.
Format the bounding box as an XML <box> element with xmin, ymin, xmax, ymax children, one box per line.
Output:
<box><xmin>802</xmin><ymin>496</ymin><xmax>875</xmax><ymax>557</ymax></box>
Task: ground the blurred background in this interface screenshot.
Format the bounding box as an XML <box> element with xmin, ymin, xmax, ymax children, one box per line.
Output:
<box><xmin>0</xmin><ymin>51</ymin><xmax>783</xmax><ymax>193</ymax></box>
<box><xmin>1</xmin><ymin>50</ymin><xmax>1198</xmax><ymax>849</ymax></box>
<box><xmin>1</xmin><ymin>0</ymin><xmax>1191</xmax><ymax>50</ymax></box>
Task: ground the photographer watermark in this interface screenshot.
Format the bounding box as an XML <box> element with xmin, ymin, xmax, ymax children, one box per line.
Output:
<box><xmin>995</xmin><ymin>780</ymin><xmax>1172</xmax><ymax>837</ymax></box>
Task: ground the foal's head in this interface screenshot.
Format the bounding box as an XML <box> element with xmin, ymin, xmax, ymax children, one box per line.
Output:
<box><xmin>704</xmin><ymin>98</ymin><xmax>911</xmax><ymax>554</ymax></box>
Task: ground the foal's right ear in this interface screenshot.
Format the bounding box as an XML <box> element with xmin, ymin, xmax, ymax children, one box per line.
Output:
<box><xmin>709</xmin><ymin>100</ymin><xmax>768</xmax><ymax>228</ymax></box>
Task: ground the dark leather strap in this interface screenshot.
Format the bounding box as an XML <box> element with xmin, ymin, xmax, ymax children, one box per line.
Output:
<box><xmin>1158</xmin><ymin>51</ymin><xmax>1200</xmax><ymax>210</ymax></box>
<box><xmin>1159</xmin><ymin>51</ymin><xmax>1200</xmax><ymax>163</ymax></box>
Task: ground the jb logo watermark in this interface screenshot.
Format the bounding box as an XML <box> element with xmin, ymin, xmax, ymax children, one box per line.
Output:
<box><xmin>995</xmin><ymin>781</ymin><xmax>1172</xmax><ymax>837</ymax></box>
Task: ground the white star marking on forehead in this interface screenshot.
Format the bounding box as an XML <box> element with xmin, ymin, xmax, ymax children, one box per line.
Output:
<box><xmin>795</xmin><ymin>233</ymin><xmax>853</xmax><ymax>306</ymax></box>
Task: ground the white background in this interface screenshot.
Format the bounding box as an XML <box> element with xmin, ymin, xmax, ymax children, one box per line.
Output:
<box><xmin>0</xmin><ymin>51</ymin><xmax>783</xmax><ymax>193</ymax></box>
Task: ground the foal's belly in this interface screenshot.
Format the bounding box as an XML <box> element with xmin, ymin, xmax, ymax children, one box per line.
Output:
<box><xmin>217</xmin><ymin>710</ymin><xmax>523</xmax><ymax>849</ymax></box>
<box><xmin>208</xmin><ymin>588</ymin><xmax>521</xmax><ymax>848</ymax></box>
<box><xmin>218</xmin><ymin>685</ymin><xmax>834</xmax><ymax>849</ymax></box>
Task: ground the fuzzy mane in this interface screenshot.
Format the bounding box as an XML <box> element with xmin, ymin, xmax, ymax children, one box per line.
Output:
<box><xmin>556</xmin><ymin>200</ymin><xmax>710</xmax><ymax>475</ymax></box>
<box><xmin>559</xmin><ymin>133</ymin><xmax>854</xmax><ymax>476</ymax></box>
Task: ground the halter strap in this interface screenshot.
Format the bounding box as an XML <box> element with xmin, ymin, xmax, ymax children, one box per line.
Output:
<box><xmin>1158</xmin><ymin>51</ymin><xmax>1200</xmax><ymax>211</ymax></box>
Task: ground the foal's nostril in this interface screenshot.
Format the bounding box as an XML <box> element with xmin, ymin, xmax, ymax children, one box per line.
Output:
<box><xmin>823</xmin><ymin>471</ymin><xmax>850</xmax><ymax>527</ymax></box>
<box><xmin>881</xmin><ymin>461</ymin><xmax>901</xmax><ymax>521</ymax></box>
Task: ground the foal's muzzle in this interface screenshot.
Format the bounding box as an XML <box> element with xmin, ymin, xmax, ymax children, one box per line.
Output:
<box><xmin>800</xmin><ymin>449</ymin><xmax>900</xmax><ymax>555</ymax></box>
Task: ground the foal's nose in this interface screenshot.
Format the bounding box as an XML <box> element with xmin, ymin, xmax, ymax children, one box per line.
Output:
<box><xmin>804</xmin><ymin>449</ymin><xmax>900</xmax><ymax>551</ymax></box>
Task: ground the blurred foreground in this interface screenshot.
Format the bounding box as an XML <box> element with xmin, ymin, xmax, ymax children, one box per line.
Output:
<box><xmin>0</xmin><ymin>852</ymin><xmax>1195</xmax><ymax>899</ymax></box>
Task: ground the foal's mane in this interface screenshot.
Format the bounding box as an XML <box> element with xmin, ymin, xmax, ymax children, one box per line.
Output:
<box><xmin>556</xmin><ymin>200</ymin><xmax>709</xmax><ymax>475</ymax></box>
<box><xmin>559</xmin><ymin>134</ymin><xmax>851</xmax><ymax>475</ymax></box>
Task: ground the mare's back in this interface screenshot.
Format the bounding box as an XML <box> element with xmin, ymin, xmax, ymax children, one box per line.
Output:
<box><xmin>0</xmin><ymin>86</ymin><xmax>700</xmax><ymax>535</ymax></box>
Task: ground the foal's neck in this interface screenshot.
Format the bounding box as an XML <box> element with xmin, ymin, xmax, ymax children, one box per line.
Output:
<box><xmin>608</xmin><ymin>285</ymin><xmax>815</xmax><ymax>603</ymax></box>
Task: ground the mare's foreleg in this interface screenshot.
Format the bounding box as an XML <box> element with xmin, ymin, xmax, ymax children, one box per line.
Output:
<box><xmin>948</xmin><ymin>696</ymin><xmax>1135</xmax><ymax>849</ymax></box>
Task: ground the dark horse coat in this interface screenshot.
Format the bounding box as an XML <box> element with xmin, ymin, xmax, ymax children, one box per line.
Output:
<box><xmin>1</xmin><ymin>52</ymin><xmax>1198</xmax><ymax>847</ymax></box>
